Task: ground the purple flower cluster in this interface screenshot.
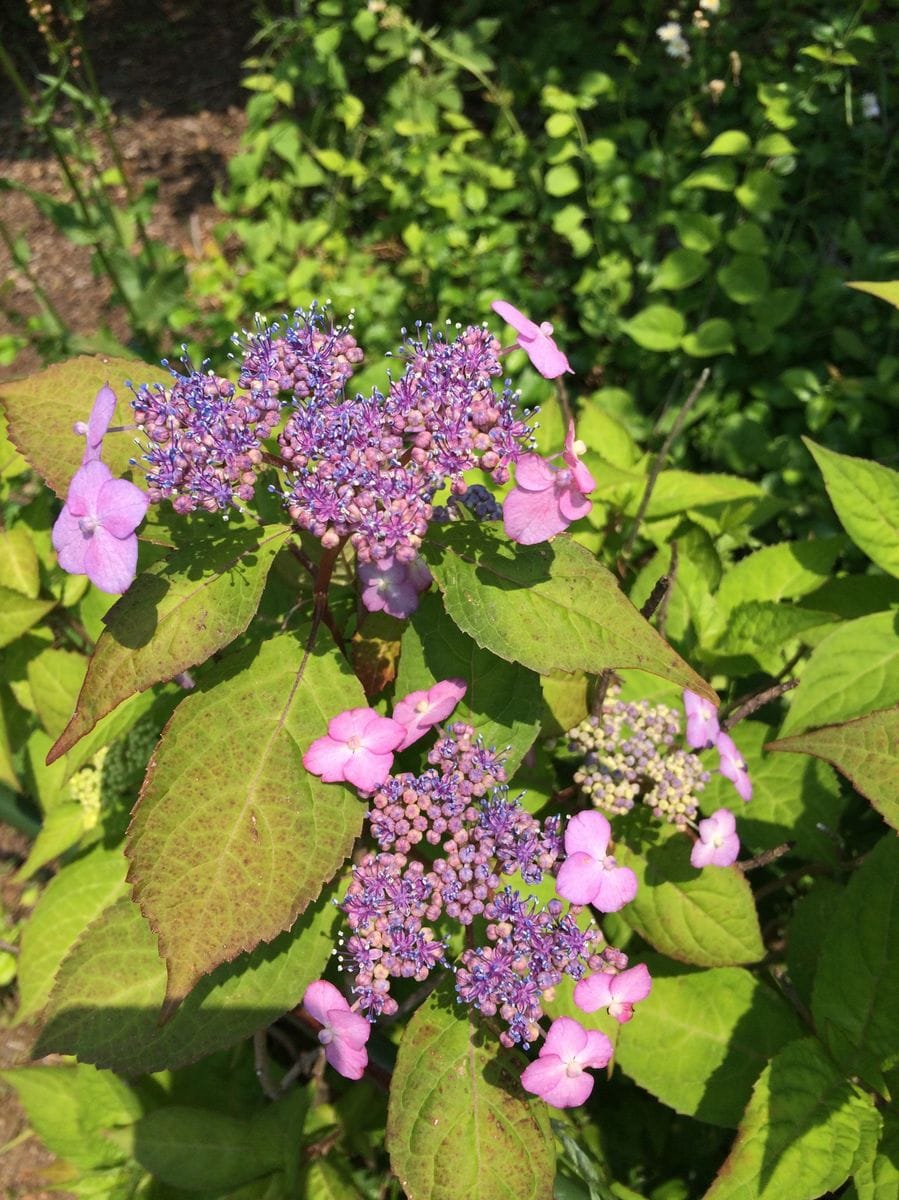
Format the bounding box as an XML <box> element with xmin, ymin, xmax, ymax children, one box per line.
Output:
<box><xmin>333</xmin><ymin>720</ymin><xmax>640</xmax><ymax>1052</ymax></box>
<box><xmin>131</xmin><ymin>362</ymin><xmax>281</xmax><ymax>514</ymax></box>
<box><xmin>280</xmin><ymin>322</ymin><xmax>533</xmax><ymax>564</ymax></box>
<box><xmin>130</xmin><ymin>306</ymin><xmax>364</xmax><ymax>516</ymax></box>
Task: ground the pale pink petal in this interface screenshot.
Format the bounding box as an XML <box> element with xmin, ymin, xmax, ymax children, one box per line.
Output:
<box><xmin>51</xmin><ymin>505</ymin><xmax>86</xmax><ymax>557</ymax></box>
<box><xmin>394</xmin><ymin>680</ymin><xmax>467</xmax><ymax>750</ymax></box>
<box><xmin>503</xmin><ymin>486</ymin><xmax>569</xmax><ymax>545</ymax></box>
<box><xmin>492</xmin><ymin>299</ymin><xmax>541</xmax><ymax>340</ymax></box>
<box><xmin>325</xmin><ymin>1038</ymin><xmax>368</xmax><ymax>1080</ymax></box>
<box><xmin>691</xmin><ymin>838</ymin><xmax>720</xmax><ymax>868</ymax></box>
<box><xmin>611</xmin><ymin>964</ymin><xmax>652</xmax><ymax>1005</ymax></box>
<box><xmin>84</xmin><ymin>384</ymin><xmax>117</xmax><ymax>460</ymax></box>
<box><xmin>83</xmin><ymin>526</ymin><xmax>138</xmax><ymax>594</ymax></box>
<box><xmin>96</xmin><ymin>478</ymin><xmax>149</xmax><ymax>537</ymax></box>
<box><xmin>66</xmin><ymin>460</ymin><xmax>111</xmax><ymax>516</ymax></box>
<box><xmin>303</xmin><ymin>735</ymin><xmax>351</xmax><ymax>782</ymax></box>
<box><xmin>540</xmin><ymin>1069</ymin><xmax>595</xmax><ymax>1108</ymax></box>
<box><xmin>556</xmin><ymin>851</ymin><xmax>605</xmax><ymax>906</ymax></box>
<box><xmin>557</xmin><ymin>486</ymin><xmax>592</xmax><ymax>523</ymax></box>
<box><xmin>358</xmin><ymin>713</ymin><xmax>406</xmax><ymax>754</ymax></box>
<box><xmin>592</xmin><ymin>864</ymin><xmax>638</xmax><ymax>913</ymax></box>
<box><xmin>570</xmin><ymin>460</ymin><xmax>596</xmax><ymax>494</ymax></box>
<box><xmin>703</xmin><ymin>808</ymin><xmax>736</xmax><ymax>837</ymax></box>
<box><xmin>343</xmin><ymin>747</ymin><xmax>395</xmax><ymax>792</ymax></box>
<box><xmin>303</xmin><ymin>980</ymin><xmax>347</xmax><ymax>1025</ymax></box>
<box><xmin>563</xmin><ymin>421</ymin><xmax>579</xmax><ymax>461</ymax></box>
<box><xmin>524</xmin><ymin>335</ymin><xmax>572</xmax><ymax>379</ymax></box>
<box><xmin>326</xmin><ymin>1007</ymin><xmax>372</xmax><ymax>1050</ymax></box>
<box><xmin>542</xmin><ymin>1016</ymin><xmax>588</xmax><ymax>1060</ymax></box>
<box><xmin>328</xmin><ymin>708</ymin><xmax>375</xmax><ymax>742</ymax></box>
<box><xmin>513</xmin><ymin>454</ymin><xmax>559</xmax><ymax>492</ymax></box>
<box><xmin>733</xmin><ymin>771</ymin><xmax>753</xmax><ymax>803</ymax></box>
<box><xmin>573</xmin><ymin>973</ymin><xmax>613</xmax><ymax>1014</ymax></box>
<box><xmin>564</xmin><ymin>811</ymin><xmax>611</xmax><ymax>858</ymax></box>
<box><xmin>521</xmin><ymin>1054</ymin><xmax>566</xmax><ymax>1100</ymax></box>
<box><xmin>579</xmin><ymin>1029</ymin><xmax>614</xmax><ymax>1070</ymax></box>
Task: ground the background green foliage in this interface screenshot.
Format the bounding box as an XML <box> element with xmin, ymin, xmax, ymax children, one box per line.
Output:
<box><xmin>1</xmin><ymin>2</ymin><xmax>898</xmax><ymax>1199</ymax></box>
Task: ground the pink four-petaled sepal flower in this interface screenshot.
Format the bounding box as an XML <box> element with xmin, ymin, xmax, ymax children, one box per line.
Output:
<box><xmin>392</xmin><ymin>679</ymin><xmax>467</xmax><ymax>751</ymax></box>
<box><xmin>72</xmin><ymin>384</ymin><xmax>118</xmax><ymax>465</ymax></box>
<box><xmin>520</xmin><ymin>1016</ymin><xmax>612</xmax><ymax>1108</ymax></box>
<box><xmin>716</xmin><ymin>732</ymin><xmax>752</xmax><ymax>801</ymax></box>
<box><xmin>555</xmin><ymin>810</ymin><xmax>638</xmax><ymax>912</ymax></box>
<box><xmin>303</xmin><ymin>707</ymin><xmax>405</xmax><ymax>792</ymax></box>
<box><xmin>573</xmin><ymin>963</ymin><xmax>652</xmax><ymax>1024</ymax></box>
<box><xmin>302</xmin><ymin>980</ymin><xmax>371</xmax><ymax>1080</ymax></box>
<box><xmin>51</xmin><ymin>460</ymin><xmax>149</xmax><ymax>595</ymax></box>
<box><xmin>683</xmin><ymin>689</ymin><xmax>720</xmax><ymax>749</ymax></box>
<box><xmin>690</xmin><ymin>808</ymin><xmax>740</xmax><ymax>868</ymax></box>
<box><xmin>491</xmin><ymin>300</ymin><xmax>574</xmax><ymax>379</ymax></box>
<box><xmin>503</xmin><ymin>420</ymin><xmax>597</xmax><ymax>546</ymax></box>
<box><xmin>358</xmin><ymin>555</ymin><xmax>432</xmax><ymax>620</ymax></box>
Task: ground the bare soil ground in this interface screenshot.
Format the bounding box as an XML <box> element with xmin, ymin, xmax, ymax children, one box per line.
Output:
<box><xmin>0</xmin><ymin>0</ymin><xmax>254</xmax><ymax>381</ymax></box>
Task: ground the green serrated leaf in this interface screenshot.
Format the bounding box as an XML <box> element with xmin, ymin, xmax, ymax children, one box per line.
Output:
<box><xmin>49</xmin><ymin>525</ymin><xmax>291</xmax><ymax>763</ymax></box>
<box><xmin>616</xmin><ymin>827</ymin><xmax>763</xmax><ymax>967</ymax></box>
<box><xmin>26</xmin><ymin>647</ymin><xmax>86</xmax><ymax>741</ymax></box>
<box><xmin>386</xmin><ymin>984</ymin><xmax>555</xmax><ymax>1200</ymax></box>
<box><xmin>37</xmin><ymin>883</ymin><xmax>338</xmax><ymax>1073</ymax></box>
<box><xmin>132</xmin><ymin>1105</ymin><xmax>286</xmax><ymax>1192</ymax></box>
<box><xmin>614</xmin><ymin>963</ymin><xmax>802</xmax><ymax>1127</ymax></box>
<box><xmin>812</xmin><ymin>836</ymin><xmax>899</xmax><ymax>1078</ymax></box>
<box><xmin>704</xmin><ymin>1038</ymin><xmax>878</xmax><ymax>1200</ymax></box>
<box><xmin>17</xmin><ymin>842</ymin><xmax>129</xmax><ymax>1020</ymax></box>
<box><xmin>712</xmin><ymin>538</ymin><xmax>845</xmax><ymax>633</ymax></box>
<box><xmin>713</xmin><ymin>601</ymin><xmax>836</xmax><ymax>672</ymax></box>
<box><xmin>804</xmin><ymin>439</ymin><xmax>899</xmax><ymax>578</ymax></box>
<box><xmin>125</xmin><ymin>631</ymin><xmax>364</xmax><ymax>1005</ymax></box>
<box><xmin>0</xmin><ymin>526</ymin><xmax>40</xmax><ymax>598</ymax></box>
<box><xmin>0</xmin><ymin>1064</ymin><xmax>141</xmax><ymax>1170</ymax></box>
<box><xmin>0</xmin><ymin>585</ymin><xmax>55</xmax><ymax>650</ymax></box>
<box><xmin>422</xmin><ymin>526</ymin><xmax>714</xmax><ymax>701</ymax></box>
<box><xmin>395</xmin><ymin>593</ymin><xmax>540</xmax><ymax>771</ymax></box>
<box><xmin>768</xmin><ymin>705</ymin><xmax>899</xmax><ymax>830</ymax></box>
<box><xmin>853</xmin><ymin>1109</ymin><xmax>899</xmax><ymax>1200</ymax></box>
<box><xmin>779</xmin><ymin>611</ymin><xmax>899</xmax><ymax>737</ymax></box>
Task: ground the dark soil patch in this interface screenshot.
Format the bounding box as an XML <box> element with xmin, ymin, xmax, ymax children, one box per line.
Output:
<box><xmin>0</xmin><ymin>0</ymin><xmax>255</xmax><ymax>381</ymax></box>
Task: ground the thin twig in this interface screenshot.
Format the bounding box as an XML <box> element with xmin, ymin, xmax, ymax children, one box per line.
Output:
<box><xmin>655</xmin><ymin>541</ymin><xmax>678</xmax><ymax>638</ymax></box>
<box><xmin>640</xmin><ymin>573</ymin><xmax>671</xmax><ymax>622</ymax></box>
<box><xmin>723</xmin><ymin>678</ymin><xmax>799</xmax><ymax>730</ymax></box>
<box><xmin>253</xmin><ymin>1030</ymin><xmax>280</xmax><ymax>1101</ymax></box>
<box><xmin>738</xmin><ymin>842</ymin><xmax>794</xmax><ymax>873</ymax></box>
<box><xmin>619</xmin><ymin>368</ymin><xmax>711</xmax><ymax>573</ymax></box>
<box><xmin>554</xmin><ymin>374</ymin><xmax>573</xmax><ymax>429</ymax></box>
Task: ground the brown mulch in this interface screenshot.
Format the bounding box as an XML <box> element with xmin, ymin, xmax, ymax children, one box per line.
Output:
<box><xmin>0</xmin><ymin>0</ymin><xmax>255</xmax><ymax>382</ymax></box>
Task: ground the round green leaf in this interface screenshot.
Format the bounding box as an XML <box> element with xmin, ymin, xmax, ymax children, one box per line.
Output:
<box><xmin>544</xmin><ymin>164</ymin><xmax>580</xmax><ymax>197</ymax></box>
<box><xmin>622</xmin><ymin>305</ymin><xmax>686</xmax><ymax>352</ymax></box>
<box><xmin>681</xmin><ymin>318</ymin><xmax>735</xmax><ymax>357</ymax></box>
<box><xmin>717</xmin><ymin>255</ymin><xmax>770</xmax><ymax>304</ymax></box>
<box><xmin>702</xmin><ymin>130</ymin><xmax>752</xmax><ymax>157</ymax></box>
<box><xmin>650</xmin><ymin>248</ymin><xmax>709</xmax><ymax>292</ymax></box>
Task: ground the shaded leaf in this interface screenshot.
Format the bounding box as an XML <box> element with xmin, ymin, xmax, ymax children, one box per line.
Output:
<box><xmin>396</xmin><ymin>592</ymin><xmax>541</xmax><ymax>771</ymax></box>
<box><xmin>0</xmin><ymin>585</ymin><xmax>54</xmax><ymax>650</ymax></box>
<box><xmin>37</xmin><ymin>884</ymin><xmax>339</xmax><ymax>1073</ymax></box>
<box><xmin>705</xmin><ymin>1039</ymin><xmax>877</xmax><ymax>1200</ymax></box>
<box><xmin>812</xmin><ymin>836</ymin><xmax>899</xmax><ymax>1078</ymax></box>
